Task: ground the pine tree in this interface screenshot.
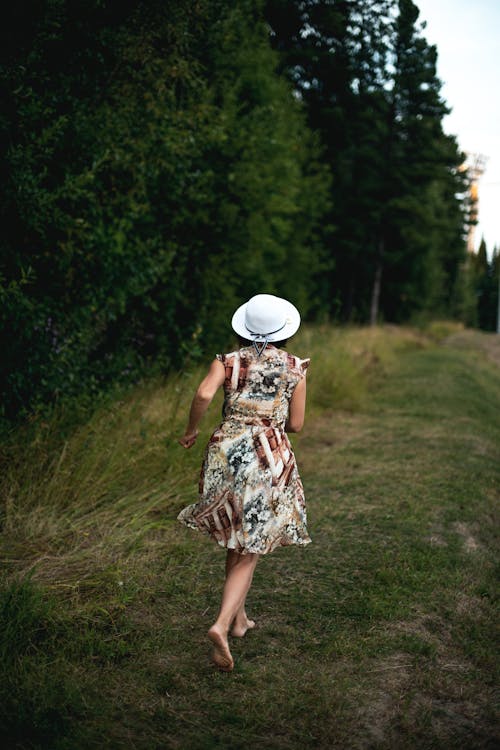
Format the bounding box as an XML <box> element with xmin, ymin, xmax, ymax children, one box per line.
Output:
<box><xmin>473</xmin><ymin>238</ymin><xmax>499</xmax><ymax>330</ymax></box>
<box><xmin>265</xmin><ymin>0</ymin><xmax>467</xmax><ymax>323</ymax></box>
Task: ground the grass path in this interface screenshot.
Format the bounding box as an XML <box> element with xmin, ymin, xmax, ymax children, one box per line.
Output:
<box><xmin>1</xmin><ymin>327</ymin><xmax>499</xmax><ymax>749</ymax></box>
<box><xmin>293</xmin><ymin>339</ymin><xmax>499</xmax><ymax>748</ymax></box>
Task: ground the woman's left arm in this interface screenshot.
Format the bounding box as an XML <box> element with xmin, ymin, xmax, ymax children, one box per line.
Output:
<box><xmin>285</xmin><ymin>375</ymin><xmax>307</xmax><ymax>433</ymax></box>
<box><xmin>178</xmin><ymin>359</ymin><xmax>225</xmax><ymax>448</ymax></box>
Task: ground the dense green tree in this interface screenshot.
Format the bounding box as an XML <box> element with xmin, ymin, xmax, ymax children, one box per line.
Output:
<box><xmin>0</xmin><ymin>0</ymin><xmax>330</xmax><ymax>421</ymax></box>
<box><xmin>265</xmin><ymin>0</ymin><xmax>468</xmax><ymax>323</ymax></box>
<box><xmin>0</xmin><ymin>0</ymin><xmax>475</xmax><ymax>424</ymax></box>
<box><xmin>371</xmin><ymin>0</ymin><xmax>467</xmax><ymax>323</ymax></box>
<box><xmin>472</xmin><ymin>239</ymin><xmax>500</xmax><ymax>331</ymax></box>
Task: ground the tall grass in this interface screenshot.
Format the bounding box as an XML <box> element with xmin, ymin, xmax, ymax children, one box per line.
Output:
<box><xmin>0</xmin><ymin>323</ymin><xmax>429</xmax><ymax>586</ymax></box>
<box><xmin>1</xmin><ymin>371</ymin><xmax>199</xmax><ymax>579</ymax></box>
<box><xmin>1</xmin><ymin>321</ymin><xmax>497</xmax><ymax>749</ymax></box>
<box><xmin>0</xmin><ymin>574</ymin><xmax>87</xmax><ymax>747</ymax></box>
<box><xmin>295</xmin><ymin>323</ymin><xmax>431</xmax><ymax>412</ymax></box>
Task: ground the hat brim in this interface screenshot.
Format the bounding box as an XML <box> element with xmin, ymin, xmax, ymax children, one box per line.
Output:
<box><xmin>231</xmin><ymin>297</ymin><xmax>301</xmax><ymax>342</ymax></box>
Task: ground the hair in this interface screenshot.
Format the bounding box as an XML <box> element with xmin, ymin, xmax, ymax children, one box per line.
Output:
<box><xmin>237</xmin><ymin>335</ymin><xmax>288</xmax><ymax>349</ymax></box>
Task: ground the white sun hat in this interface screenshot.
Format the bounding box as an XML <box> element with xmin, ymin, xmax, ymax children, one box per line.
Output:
<box><xmin>231</xmin><ymin>294</ymin><xmax>301</xmax><ymax>351</ymax></box>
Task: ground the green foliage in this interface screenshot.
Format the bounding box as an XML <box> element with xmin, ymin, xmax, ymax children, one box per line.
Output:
<box><xmin>0</xmin><ymin>572</ymin><xmax>49</xmax><ymax>666</ymax></box>
<box><xmin>1</xmin><ymin>0</ymin><xmax>475</xmax><ymax>424</ymax></box>
<box><xmin>0</xmin><ymin>574</ymin><xmax>86</xmax><ymax>747</ymax></box>
<box><xmin>475</xmin><ymin>241</ymin><xmax>499</xmax><ymax>330</ymax></box>
<box><xmin>1</xmin><ymin>0</ymin><xmax>331</xmax><ymax>423</ymax></box>
<box><xmin>447</xmin><ymin>239</ymin><xmax>500</xmax><ymax>331</ymax></box>
<box><xmin>266</xmin><ymin>0</ymin><xmax>468</xmax><ymax>324</ymax></box>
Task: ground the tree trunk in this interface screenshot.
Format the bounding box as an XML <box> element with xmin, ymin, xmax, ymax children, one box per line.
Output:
<box><xmin>345</xmin><ymin>275</ymin><xmax>355</xmax><ymax>322</ymax></box>
<box><xmin>370</xmin><ymin>240</ymin><xmax>384</xmax><ymax>326</ymax></box>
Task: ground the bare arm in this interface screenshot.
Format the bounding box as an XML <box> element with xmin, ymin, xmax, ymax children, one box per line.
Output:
<box><xmin>178</xmin><ymin>359</ymin><xmax>225</xmax><ymax>448</ymax></box>
<box><xmin>285</xmin><ymin>375</ymin><xmax>307</xmax><ymax>433</ymax></box>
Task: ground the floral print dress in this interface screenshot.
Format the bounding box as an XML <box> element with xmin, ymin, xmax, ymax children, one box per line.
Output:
<box><xmin>177</xmin><ymin>345</ymin><xmax>311</xmax><ymax>555</ymax></box>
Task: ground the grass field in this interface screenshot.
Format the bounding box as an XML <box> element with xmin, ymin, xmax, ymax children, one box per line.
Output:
<box><xmin>1</xmin><ymin>324</ymin><xmax>499</xmax><ymax>749</ymax></box>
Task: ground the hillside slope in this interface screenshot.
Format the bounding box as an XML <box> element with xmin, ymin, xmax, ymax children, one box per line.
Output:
<box><xmin>1</xmin><ymin>325</ymin><xmax>499</xmax><ymax>749</ymax></box>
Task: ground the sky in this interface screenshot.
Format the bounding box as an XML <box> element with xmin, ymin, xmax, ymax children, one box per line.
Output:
<box><xmin>415</xmin><ymin>0</ymin><xmax>500</xmax><ymax>255</ymax></box>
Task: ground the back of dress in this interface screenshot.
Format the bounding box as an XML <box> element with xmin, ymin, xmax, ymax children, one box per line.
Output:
<box><xmin>177</xmin><ymin>344</ymin><xmax>311</xmax><ymax>555</ymax></box>
<box><xmin>216</xmin><ymin>345</ymin><xmax>310</xmax><ymax>429</ymax></box>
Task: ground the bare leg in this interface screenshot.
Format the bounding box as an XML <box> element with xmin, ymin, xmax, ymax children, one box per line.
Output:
<box><xmin>225</xmin><ymin>550</ymin><xmax>257</xmax><ymax>637</ymax></box>
<box><xmin>208</xmin><ymin>550</ymin><xmax>260</xmax><ymax>670</ymax></box>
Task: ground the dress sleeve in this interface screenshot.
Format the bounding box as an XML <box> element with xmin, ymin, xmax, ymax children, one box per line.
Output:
<box><xmin>298</xmin><ymin>357</ymin><xmax>311</xmax><ymax>378</ymax></box>
<box><xmin>286</xmin><ymin>354</ymin><xmax>310</xmax><ymax>396</ymax></box>
<box><xmin>216</xmin><ymin>353</ymin><xmax>225</xmax><ymax>365</ymax></box>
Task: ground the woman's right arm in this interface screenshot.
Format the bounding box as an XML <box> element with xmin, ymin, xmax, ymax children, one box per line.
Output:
<box><xmin>178</xmin><ymin>359</ymin><xmax>225</xmax><ymax>448</ymax></box>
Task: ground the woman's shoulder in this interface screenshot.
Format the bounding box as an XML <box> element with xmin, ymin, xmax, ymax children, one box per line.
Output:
<box><xmin>279</xmin><ymin>349</ymin><xmax>311</xmax><ymax>377</ymax></box>
<box><xmin>216</xmin><ymin>348</ymin><xmax>253</xmax><ymax>369</ymax></box>
<box><xmin>217</xmin><ymin>345</ymin><xmax>262</xmax><ymax>361</ymax></box>
<box><xmin>216</xmin><ymin>347</ymin><xmax>310</xmax><ymax>373</ymax></box>
<box><xmin>216</xmin><ymin>349</ymin><xmax>239</xmax><ymax>363</ymax></box>
<box><xmin>279</xmin><ymin>348</ymin><xmax>310</xmax><ymax>367</ymax></box>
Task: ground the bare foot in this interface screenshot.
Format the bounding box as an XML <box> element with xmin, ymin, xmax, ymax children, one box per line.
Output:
<box><xmin>207</xmin><ymin>625</ymin><xmax>234</xmax><ymax>671</ymax></box>
<box><xmin>230</xmin><ymin>616</ymin><xmax>256</xmax><ymax>638</ymax></box>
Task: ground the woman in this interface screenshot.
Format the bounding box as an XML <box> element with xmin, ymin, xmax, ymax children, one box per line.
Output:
<box><xmin>177</xmin><ymin>293</ymin><xmax>311</xmax><ymax>671</ymax></box>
